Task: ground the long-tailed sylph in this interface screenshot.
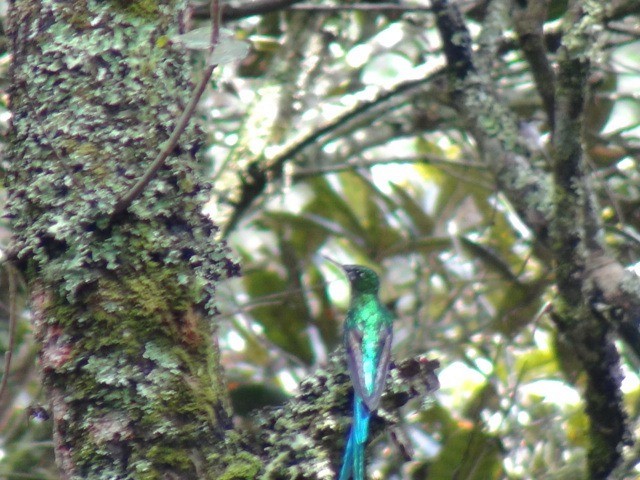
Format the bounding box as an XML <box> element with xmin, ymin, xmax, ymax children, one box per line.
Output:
<box><xmin>326</xmin><ymin>258</ymin><xmax>393</xmax><ymax>480</ymax></box>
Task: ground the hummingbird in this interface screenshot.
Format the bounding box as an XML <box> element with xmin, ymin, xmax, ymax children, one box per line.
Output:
<box><xmin>326</xmin><ymin>258</ymin><xmax>394</xmax><ymax>480</ymax></box>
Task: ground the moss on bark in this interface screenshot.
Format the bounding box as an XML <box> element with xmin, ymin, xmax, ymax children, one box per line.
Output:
<box><xmin>6</xmin><ymin>1</ymin><xmax>244</xmax><ymax>478</ymax></box>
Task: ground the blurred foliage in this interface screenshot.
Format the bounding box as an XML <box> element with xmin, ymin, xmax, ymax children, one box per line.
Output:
<box><xmin>2</xmin><ymin>0</ymin><xmax>640</xmax><ymax>479</ymax></box>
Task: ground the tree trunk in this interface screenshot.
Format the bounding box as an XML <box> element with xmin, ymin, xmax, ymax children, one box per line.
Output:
<box><xmin>6</xmin><ymin>1</ymin><xmax>242</xmax><ymax>478</ymax></box>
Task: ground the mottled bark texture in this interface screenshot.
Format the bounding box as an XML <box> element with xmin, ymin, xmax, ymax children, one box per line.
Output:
<box><xmin>5</xmin><ymin>1</ymin><xmax>245</xmax><ymax>478</ymax></box>
<box><xmin>432</xmin><ymin>0</ymin><xmax>554</xmax><ymax>244</ymax></box>
<box><xmin>248</xmin><ymin>354</ymin><xmax>439</xmax><ymax>480</ymax></box>
<box><xmin>432</xmin><ymin>0</ymin><xmax>636</xmax><ymax>478</ymax></box>
<box><xmin>550</xmin><ymin>2</ymin><xmax>629</xmax><ymax>477</ymax></box>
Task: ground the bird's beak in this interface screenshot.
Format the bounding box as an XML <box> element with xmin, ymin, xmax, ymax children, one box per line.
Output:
<box><xmin>324</xmin><ymin>256</ymin><xmax>358</xmax><ymax>285</ymax></box>
<box><xmin>323</xmin><ymin>255</ymin><xmax>344</xmax><ymax>271</ymax></box>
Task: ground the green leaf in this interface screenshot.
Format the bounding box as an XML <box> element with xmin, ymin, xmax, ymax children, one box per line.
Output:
<box><xmin>229</xmin><ymin>382</ymin><xmax>290</xmax><ymax>416</ymax></box>
<box><xmin>243</xmin><ymin>269</ymin><xmax>313</xmax><ymax>364</ymax></box>
<box><xmin>173</xmin><ymin>27</ymin><xmax>249</xmax><ymax>64</ymax></box>
<box><xmin>511</xmin><ymin>346</ymin><xmax>559</xmax><ymax>384</ymax></box>
<box><xmin>337</xmin><ymin>172</ymin><xmax>404</xmax><ymax>254</ymax></box>
<box><xmin>173</xmin><ymin>26</ymin><xmax>229</xmax><ymax>50</ymax></box>
<box><xmin>308</xmin><ymin>265</ymin><xmax>341</xmax><ymax>348</ymax></box>
<box><xmin>258</xmin><ymin>211</ymin><xmax>332</xmax><ymax>258</ymax></box>
<box><xmin>389</xmin><ymin>181</ymin><xmax>435</xmax><ymax>234</ymax></box>
<box><xmin>209</xmin><ymin>37</ymin><xmax>250</xmax><ymax>65</ymax></box>
<box><xmin>427</xmin><ymin>425</ymin><xmax>503</xmax><ymax>480</ymax></box>
<box><xmin>303</xmin><ymin>177</ymin><xmax>369</xmax><ymax>244</ymax></box>
<box><xmin>492</xmin><ymin>280</ymin><xmax>548</xmax><ymax>336</ymax></box>
<box><xmin>381</xmin><ymin>235</ymin><xmax>452</xmax><ymax>258</ymax></box>
<box><xmin>459</xmin><ymin>236</ymin><xmax>519</xmax><ymax>282</ymax></box>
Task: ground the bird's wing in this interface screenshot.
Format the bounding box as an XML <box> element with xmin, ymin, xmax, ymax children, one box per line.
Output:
<box><xmin>368</xmin><ymin>325</ymin><xmax>392</xmax><ymax>410</ymax></box>
<box><xmin>345</xmin><ymin>328</ymin><xmax>367</xmax><ymax>402</ymax></box>
<box><xmin>345</xmin><ymin>325</ymin><xmax>392</xmax><ymax>411</ymax></box>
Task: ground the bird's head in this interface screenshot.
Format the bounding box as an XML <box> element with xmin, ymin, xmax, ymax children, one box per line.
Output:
<box><xmin>342</xmin><ymin>264</ymin><xmax>380</xmax><ymax>294</ymax></box>
<box><xmin>324</xmin><ymin>256</ymin><xmax>380</xmax><ymax>294</ymax></box>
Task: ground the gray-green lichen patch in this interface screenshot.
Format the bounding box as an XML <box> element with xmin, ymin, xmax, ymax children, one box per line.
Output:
<box><xmin>8</xmin><ymin>0</ymin><xmax>239</xmax><ymax>310</ymax></box>
<box><xmin>561</xmin><ymin>0</ymin><xmax>605</xmax><ymax>61</ymax></box>
<box><xmin>244</xmin><ymin>354</ymin><xmax>354</xmax><ymax>480</ymax></box>
<box><xmin>246</xmin><ymin>353</ymin><xmax>439</xmax><ymax>479</ymax></box>
<box><xmin>7</xmin><ymin>0</ymin><xmax>241</xmax><ymax>478</ymax></box>
<box><xmin>458</xmin><ymin>76</ymin><xmax>554</xmax><ymax>235</ymax></box>
<box><xmin>460</xmin><ymin>74</ymin><xmax>520</xmax><ymax>154</ymax></box>
<box><xmin>37</xmin><ymin>271</ymin><xmax>234</xmax><ymax>477</ymax></box>
<box><xmin>208</xmin><ymin>452</ymin><xmax>262</xmax><ymax>480</ymax></box>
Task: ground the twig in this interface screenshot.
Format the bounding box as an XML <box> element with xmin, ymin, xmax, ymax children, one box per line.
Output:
<box><xmin>292</xmin><ymin>155</ymin><xmax>485</xmax><ymax>178</ymax></box>
<box><xmin>290</xmin><ymin>3</ymin><xmax>432</xmax><ymax>12</ymax></box>
<box><xmin>209</xmin><ymin>0</ymin><xmax>220</xmax><ymax>46</ymax></box>
<box><xmin>110</xmin><ymin>0</ymin><xmax>222</xmax><ymax>218</ymax></box>
<box><xmin>275</xmin><ymin>75</ymin><xmax>440</xmax><ymax>165</ymax></box>
<box><xmin>512</xmin><ymin>0</ymin><xmax>556</xmax><ymax>129</ymax></box>
<box><xmin>194</xmin><ymin>0</ymin><xmax>304</xmax><ymax>21</ymax></box>
<box><xmin>0</xmin><ymin>263</ymin><xmax>18</xmax><ymax>402</ymax></box>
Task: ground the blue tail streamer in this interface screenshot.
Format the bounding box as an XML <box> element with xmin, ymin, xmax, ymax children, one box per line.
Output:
<box><xmin>339</xmin><ymin>396</ymin><xmax>370</xmax><ymax>480</ymax></box>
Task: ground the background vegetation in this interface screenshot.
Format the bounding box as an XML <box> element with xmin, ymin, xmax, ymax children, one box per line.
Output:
<box><xmin>1</xmin><ymin>0</ymin><xmax>640</xmax><ymax>478</ymax></box>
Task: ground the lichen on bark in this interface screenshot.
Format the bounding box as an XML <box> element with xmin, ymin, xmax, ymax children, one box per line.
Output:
<box><xmin>6</xmin><ymin>0</ymin><xmax>243</xmax><ymax>478</ymax></box>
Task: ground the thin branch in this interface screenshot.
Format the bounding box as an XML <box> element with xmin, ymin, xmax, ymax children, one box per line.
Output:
<box><xmin>431</xmin><ymin>0</ymin><xmax>553</xmax><ymax>241</ymax></box>
<box><xmin>250</xmin><ymin>351</ymin><xmax>439</xmax><ymax>477</ymax></box>
<box><xmin>551</xmin><ymin>0</ymin><xmax>628</xmax><ymax>476</ymax></box>
<box><xmin>210</xmin><ymin>0</ymin><xmax>221</xmax><ymax>46</ymax></box>
<box><xmin>290</xmin><ymin>3</ymin><xmax>432</xmax><ymax>12</ymax></box>
<box><xmin>430</xmin><ymin>1</ymin><xmax>631</xmax><ymax>474</ymax></box>
<box><xmin>194</xmin><ymin>0</ymin><xmax>640</xmax><ymax>23</ymax></box>
<box><xmin>0</xmin><ymin>263</ymin><xmax>18</xmax><ymax>402</ymax></box>
<box><xmin>110</xmin><ymin>0</ymin><xmax>222</xmax><ymax>218</ymax></box>
<box><xmin>512</xmin><ymin>0</ymin><xmax>556</xmax><ymax>130</ymax></box>
<box><xmin>222</xmin><ymin>72</ymin><xmax>442</xmax><ymax>236</ymax></box>
<box><xmin>274</xmin><ymin>75</ymin><xmax>441</xmax><ymax>167</ymax></box>
<box><xmin>292</xmin><ymin>155</ymin><xmax>485</xmax><ymax>178</ymax></box>
<box><xmin>194</xmin><ymin>0</ymin><xmax>305</xmax><ymax>21</ymax></box>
